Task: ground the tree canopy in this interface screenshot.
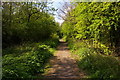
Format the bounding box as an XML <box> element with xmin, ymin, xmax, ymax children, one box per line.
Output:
<box><xmin>2</xmin><ymin>2</ymin><xmax>59</xmax><ymax>48</ymax></box>
<box><xmin>62</xmin><ymin>2</ymin><xmax>120</xmax><ymax>55</ymax></box>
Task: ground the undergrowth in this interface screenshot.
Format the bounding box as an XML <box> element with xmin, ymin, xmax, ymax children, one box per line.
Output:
<box><xmin>2</xmin><ymin>38</ymin><xmax>59</xmax><ymax>79</ymax></box>
<box><xmin>68</xmin><ymin>39</ymin><xmax>120</xmax><ymax>79</ymax></box>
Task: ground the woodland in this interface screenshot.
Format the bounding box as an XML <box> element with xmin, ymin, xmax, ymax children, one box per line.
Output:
<box><xmin>2</xmin><ymin>2</ymin><xmax>120</xmax><ymax>79</ymax></box>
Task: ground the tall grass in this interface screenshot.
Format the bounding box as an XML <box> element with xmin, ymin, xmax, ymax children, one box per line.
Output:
<box><xmin>68</xmin><ymin>39</ymin><xmax>120</xmax><ymax>79</ymax></box>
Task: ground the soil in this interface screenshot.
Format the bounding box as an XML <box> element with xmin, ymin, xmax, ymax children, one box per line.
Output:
<box><xmin>44</xmin><ymin>40</ymin><xmax>86</xmax><ymax>79</ymax></box>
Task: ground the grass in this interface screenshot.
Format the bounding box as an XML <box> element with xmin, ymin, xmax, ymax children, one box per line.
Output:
<box><xmin>68</xmin><ymin>39</ymin><xmax>120</xmax><ymax>79</ymax></box>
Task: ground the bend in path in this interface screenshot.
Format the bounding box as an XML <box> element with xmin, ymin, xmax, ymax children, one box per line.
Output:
<box><xmin>44</xmin><ymin>40</ymin><xmax>86</xmax><ymax>79</ymax></box>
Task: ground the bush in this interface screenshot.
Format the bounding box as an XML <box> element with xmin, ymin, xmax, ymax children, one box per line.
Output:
<box><xmin>68</xmin><ymin>39</ymin><xmax>120</xmax><ymax>79</ymax></box>
<box><xmin>2</xmin><ymin>39</ymin><xmax>58</xmax><ymax>78</ymax></box>
<box><xmin>44</xmin><ymin>38</ymin><xmax>59</xmax><ymax>48</ymax></box>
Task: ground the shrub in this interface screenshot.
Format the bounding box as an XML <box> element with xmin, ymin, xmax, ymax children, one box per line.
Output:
<box><xmin>2</xmin><ymin>39</ymin><xmax>58</xmax><ymax>78</ymax></box>
<box><xmin>68</xmin><ymin>39</ymin><xmax>120</xmax><ymax>79</ymax></box>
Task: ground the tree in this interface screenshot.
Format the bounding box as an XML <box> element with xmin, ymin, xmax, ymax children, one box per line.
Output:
<box><xmin>2</xmin><ymin>2</ymin><xmax>59</xmax><ymax>48</ymax></box>
<box><xmin>61</xmin><ymin>2</ymin><xmax>120</xmax><ymax>55</ymax></box>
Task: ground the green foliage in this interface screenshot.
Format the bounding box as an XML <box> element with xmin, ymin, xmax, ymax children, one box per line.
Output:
<box><xmin>2</xmin><ymin>2</ymin><xmax>60</xmax><ymax>78</ymax></box>
<box><xmin>2</xmin><ymin>39</ymin><xmax>58</xmax><ymax>78</ymax></box>
<box><xmin>64</xmin><ymin>3</ymin><xmax>120</xmax><ymax>77</ymax></box>
<box><xmin>69</xmin><ymin>39</ymin><xmax>120</xmax><ymax>79</ymax></box>
<box><xmin>2</xmin><ymin>2</ymin><xmax>59</xmax><ymax>48</ymax></box>
<box><xmin>44</xmin><ymin>38</ymin><xmax>59</xmax><ymax>48</ymax></box>
<box><xmin>78</xmin><ymin>50</ymin><xmax>120</xmax><ymax>79</ymax></box>
<box><xmin>62</xmin><ymin>2</ymin><xmax>120</xmax><ymax>55</ymax></box>
<box><xmin>68</xmin><ymin>39</ymin><xmax>112</xmax><ymax>56</ymax></box>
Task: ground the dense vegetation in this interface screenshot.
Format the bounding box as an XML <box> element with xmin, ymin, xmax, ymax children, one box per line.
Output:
<box><xmin>62</xmin><ymin>2</ymin><xmax>120</xmax><ymax>79</ymax></box>
<box><xmin>2</xmin><ymin>2</ymin><xmax>59</xmax><ymax>78</ymax></box>
<box><xmin>2</xmin><ymin>2</ymin><xmax>59</xmax><ymax>48</ymax></box>
<box><xmin>2</xmin><ymin>1</ymin><xmax>120</xmax><ymax>79</ymax></box>
<box><xmin>3</xmin><ymin>39</ymin><xmax>59</xmax><ymax>78</ymax></box>
<box><xmin>69</xmin><ymin>40</ymin><xmax>120</xmax><ymax>78</ymax></box>
<box><xmin>62</xmin><ymin>2</ymin><xmax>120</xmax><ymax>55</ymax></box>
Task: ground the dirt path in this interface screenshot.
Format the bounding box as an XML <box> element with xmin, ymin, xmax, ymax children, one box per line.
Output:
<box><xmin>44</xmin><ymin>40</ymin><xmax>86</xmax><ymax>79</ymax></box>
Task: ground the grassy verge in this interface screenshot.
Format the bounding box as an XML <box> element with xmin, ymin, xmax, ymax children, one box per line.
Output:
<box><xmin>68</xmin><ymin>39</ymin><xmax>120</xmax><ymax>79</ymax></box>
<box><xmin>2</xmin><ymin>38</ymin><xmax>59</xmax><ymax>79</ymax></box>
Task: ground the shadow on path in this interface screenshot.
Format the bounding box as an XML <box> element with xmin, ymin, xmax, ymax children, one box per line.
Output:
<box><xmin>44</xmin><ymin>40</ymin><xmax>86</xmax><ymax>79</ymax></box>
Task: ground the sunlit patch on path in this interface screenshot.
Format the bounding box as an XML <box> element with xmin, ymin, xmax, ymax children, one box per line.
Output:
<box><xmin>44</xmin><ymin>40</ymin><xmax>86</xmax><ymax>79</ymax></box>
